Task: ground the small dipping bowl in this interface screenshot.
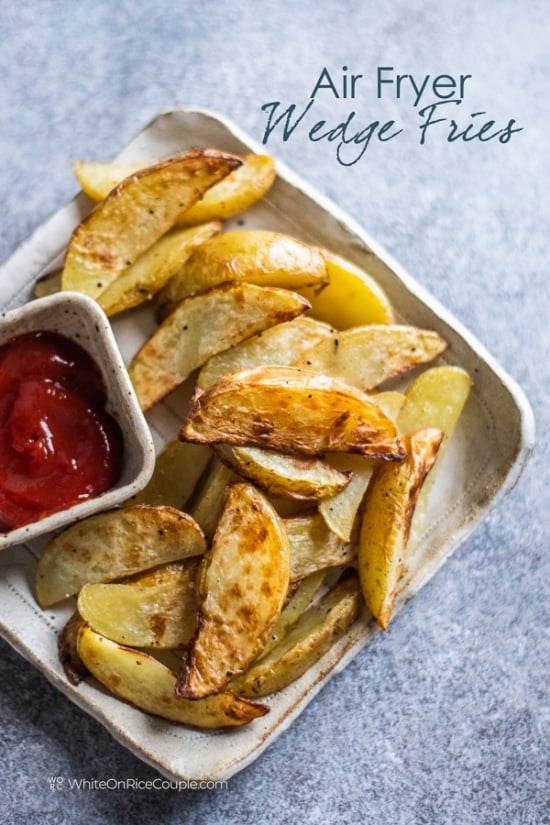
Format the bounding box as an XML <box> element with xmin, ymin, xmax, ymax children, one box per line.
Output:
<box><xmin>0</xmin><ymin>291</ymin><xmax>155</xmax><ymax>550</ymax></box>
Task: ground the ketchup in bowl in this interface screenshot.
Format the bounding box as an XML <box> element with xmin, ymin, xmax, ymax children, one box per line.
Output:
<box><xmin>0</xmin><ymin>330</ymin><xmax>123</xmax><ymax>530</ymax></box>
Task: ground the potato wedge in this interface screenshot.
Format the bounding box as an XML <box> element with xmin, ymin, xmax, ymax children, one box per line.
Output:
<box><xmin>261</xmin><ymin>570</ymin><xmax>326</xmax><ymax>658</ymax></box>
<box><xmin>73</xmin><ymin>159</ymin><xmax>145</xmax><ymax>200</ymax></box>
<box><xmin>295</xmin><ymin>325</ymin><xmax>447</xmax><ymax>391</ymax></box>
<box><xmin>299</xmin><ymin>250</ymin><xmax>395</xmax><ymax>328</ymax></box>
<box><xmin>319</xmin><ymin>391</ymin><xmax>406</xmax><ymax>541</ymax></box>
<box><xmin>231</xmin><ymin>575</ymin><xmax>362</xmax><ymax>698</ymax></box>
<box><xmin>213</xmin><ymin>443</ymin><xmax>352</xmax><ymax>500</ymax></box>
<box><xmin>396</xmin><ymin>365</ymin><xmax>473</xmax><ymax>553</ymax></box>
<box><xmin>177</xmin><ymin>154</ymin><xmax>276</xmax><ymax>225</ymax></box>
<box><xmin>176</xmin><ymin>482</ymin><xmax>290</xmax><ymax>699</ymax></box>
<box><xmin>35</xmin><ymin>505</ymin><xmax>207</xmax><ymax>607</ymax></box>
<box><xmin>96</xmin><ymin>221</ymin><xmax>222</xmax><ymax>316</ymax></box>
<box><xmin>197</xmin><ymin>316</ymin><xmax>334</xmax><ymax>390</ymax></box>
<box><xmin>181</xmin><ymin>365</ymin><xmax>406</xmax><ymax>461</ymax></box>
<box><xmin>77</xmin><ymin>560</ymin><xmax>200</xmax><ymax>648</ymax></box>
<box><xmin>62</xmin><ymin>149</ymin><xmax>241</xmax><ymax>300</ymax></box>
<box><xmin>73</xmin><ymin>154</ymin><xmax>276</xmax><ymax>225</ymax></box>
<box><xmin>358</xmin><ymin>428</ymin><xmax>443</xmax><ymax>630</ymax></box>
<box><xmin>33</xmin><ymin>269</ymin><xmax>62</xmax><ymax>299</ymax></box>
<box><xmin>58</xmin><ymin>611</ymin><xmax>89</xmax><ymax>685</ymax></box>
<box><xmin>285</xmin><ymin>512</ymin><xmax>356</xmax><ymax>581</ymax></box>
<box><xmin>129</xmin><ymin>282</ymin><xmax>310</xmax><ymax>411</ymax></box>
<box><xmin>77</xmin><ymin>625</ymin><xmax>268</xmax><ymax>728</ymax></box>
<box><xmin>155</xmin><ymin>229</ymin><xmax>328</xmax><ymax>318</ymax></box>
<box><xmin>127</xmin><ymin>439</ymin><xmax>211</xmax><ymax>509</ymax></box>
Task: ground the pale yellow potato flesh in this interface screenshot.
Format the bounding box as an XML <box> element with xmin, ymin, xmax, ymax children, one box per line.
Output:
<box><xmin>77</xmin><ymin>625</ymin><xmax>269</xmax><ymax>728</ymax></box>
<box><xmin>77</xmin><ymin>560</ymin><xmax>199</xmax><ymax>649</ymax></box>
<box><xmin>96</xmin><ymin>221</ymin><xmax>222</xmax><ymax>316</ymax></box>
<box><xmin>295</xmin><ymin>325</ymin><xmax>447</xmax><ymax>391</ymax></box>
<box><xmin>299</xmin><ymin>250</ymin><xmax>395</xmax><ymax>328</ymax></box>
<box><xmin>35</xmin><ymin>505</ymin><xmax>207</xmax><ymax>607</ymax></box>
<box><xmin>285</xmin><ymin>512</ymin><xmax>356</xmax><ymax>581</ymax></box>
<box><xmin>231</xmin><ymin>576</ymin><xmax>362</xmax><ymax>698</ymax></box>
<box><xmin>73</xmin><ymin>154</ymin><xmax>276</xmax><ymax>225</ymax></box>
<box><xmin>181</xmin><ymin>365</ymin><xmax>406</xmax><ymax>461</ymax></box>
<box><xmin>129</xmin><ymin>282</ymin><xmax>310</xmax><ymax>411</ymax></box>
<box><xmin>358</xmin><ymin>428</ymin><xmax>443</xmax><ymax>630</ymax></box>
<box><xmin>319</xmin><ymin>391</ymin><xmax>406</xmax><ymax>541</ymax></box>
<box><xmin>197</xmin><ymin>316</ymin><xmax>334</xmax><ymax>390</ymax></box>
<box><xmin>155</xmin><ymin>229</ymin><xmax>328</xmax><ymax>318</ymax></box>
<box><xmin>127</xmin><ymin>439</ymin><xmax>211</xmax><ymax>509</ymax></box>
<box><xmin>62</xmin><ymin>149</ymin><xmax>241</xmax><ymax>300</ymax></box>
<box><xmin>261</xmin><ymin>570</ymin><xmax>326</xmax><ymax>658</ymax></box>
<box><xmin>176</xmin><ymin>482</ymin><xmax>291</xmax><ymax>699</ymax></box>
<box><xmin>33</xmin><ymin>269</ymin><xmax>62</xmax><ymax>299</ymax></box>
<box><xmin>187</xmin><ymin>459</ymin><xmax>238</xmax><ymax>541</ymax></box>
<box><xmin>213</xmin><ymin>443</ymin><xmax>352</xmax><ymax>500</ymax></box>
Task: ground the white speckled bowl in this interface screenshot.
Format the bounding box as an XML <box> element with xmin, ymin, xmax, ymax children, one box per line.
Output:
<box><xmin>0</xmin><ymin>291</ymin><xmax>155</xmax><ymax>549</ymax></box>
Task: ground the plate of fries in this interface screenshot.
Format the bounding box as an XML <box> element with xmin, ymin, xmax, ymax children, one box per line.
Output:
<box><xmin>0</xmin><ymin>109</ymin><xmax>534</xmax><ymax>781</ymax></box>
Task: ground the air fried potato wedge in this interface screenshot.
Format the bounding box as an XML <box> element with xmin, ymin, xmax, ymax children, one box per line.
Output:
<box><xmin>231</xmin><ymin>575</ymin><xmax>362</xmax><ymax>698</ymax></box>
<box><xmin>358</xmin><ymin>427</ymin><xmax>443</xmax><ymax>630</ymax></box>
<box><xmin>77</xmin><ymin>625</ymin><xmax>269</xmax><ymax>728</ymax></box>
<box><xmin>96</xmin><ymin>221</ymin><xmax>222</xmax><ymax>316</ymax></box>
<box><xmin>62</xmin><ymin>149</ymin><xmax>242</xmax><ymax>300</ymax></box>
<box><xmin>176</xmin><ymin>482</ymin><xmax>291</xmax><ymax>699</ymax></box>
<box><xmin>73</xmin><ymin>154</ymin><xmax>275</xmax><ymax>225</ymax></box>
<box><xmin>154</xmin><ymin>229</ymin><xmax>328</xmax><ymax>318</ymax></box>
<box><xmin>181</xmin><ymin>365</ymin><xmax>406</xmax><ymax>461</ymax></box>
<box><xmin>128</xmin><ymin>439</ymin><xmax>211</xmax><ymax>509</ymax></box>
<box><xmin>299</xmin><ymin>250</ymin><xmax>395</xmax><ymax>328</ymax></box>
<box><xmin>35</xmin><ymin>505</ymin><xmax>207</xmax><ymax>607</ymax></box>
<box><xmin>213</xmin><ymin>443</ymin><xmax>352</xmax><ymax>500</ymax></box>
<box><xmin>58</xmin><ymin>611</ymin><xmax>89</xmax><ymax>686</ymax></box>
<box><xmin>129</xmin><ymin>282</ymin><xmax>310</xmax><ymax>410</ymax></box>
<box><xmin>197</xmin><ymin>316</ymin><xmax>334</xmax><ymax>390</ymax></box>
<box><xmin>285</xmin><ymin>512</ymin><xmax>356</xmax><ymax>581</ymax></box>
<box><xmin>77</xmin><ymin>560</ymin><xmax>200</xmax><ymax>648</ymax></box>
<box><xmin>296</xmin><ymin>325</ymin><xmax>447</xmax><ymax>391</ymax></box>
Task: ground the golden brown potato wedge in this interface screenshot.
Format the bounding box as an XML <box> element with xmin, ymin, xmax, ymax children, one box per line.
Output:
<box><xmin>96</xmin><ymin>221</ymin><xmax>222</xmax><ymax>316</ymax></box>
<box><xmin>298</xmin><ymin>250</ymin><xmax>395</xmax><ymax>328</ymax></box>
<box><xmin>231</xmin><ymin>575</ymin><xmax>362</xmax><ymax>697</ymax></box>
<box><xmin>35</xmin><ymin>505</ymin><xmax>207</xmax><ymax>607</ymax></box>
<box><xmin>261</xmin><ymin>570</ymin><xmax>326</xmax><ymax>658</ymax></box>
<box><xmin>129</xmin><ymin>282</ymin><xmax>310</xmax><ymax>411</ymax></box>
<box><xmin>77</xmin><ymin>559</ymin><xmax>200</xmax><ymax>648</ymax></box>
<box><xmin>197</xmin><ymin>316</ymin><xmax>334</xmax><ymax>390</ymax></box>
<box><xmin>176</xmin><ymin>482</ymin><xmax>290</xmax><ymax>699</ymax></box>
<box><xmin>62</xmin><ymin>149</ymin><xmax>241</xmax><ymax>300</ymax></box>
<box><xmin>285</xmin><ymin>512</ymin><xmax>356</xmax><ymax>581</ymax></box>
<box><xmin>77</xmin><ymin>624</ymin><xmax>268</xmax><ymax>728</ymax></box>
<box><xmin>127</xmin><ymin>439</ymin><xmax>211</xmax><ymax>509</ymax></box>
<box><xmin>155</xmin><ymin>229</ymin><xmax>328</xmax><ymax>318</ymax></box>
<box><xmin>73</xmin><ymin>154</ymin><xmax>276</xmax><ymax>225</ymax></box>
<box><xmin>58</xmin><ymin>611</ymin><xmax>89</xmax><ymax>686</ymax></box>
<box><xmin>213</xmin><ymin>443</ymin><xmax>352</xmax><ymax>500</ymax></box>
<box><xmin>358</xmin><ymin>428</ymin><xmax>443</xmax><ymax>630</ymax></box>
<box><xmin>295</xmin><ymin>325</ymin><xmax>447</xmax><ymax>391</ymax></box>
<box><xmin>181</xmin><ymin>365</ymin><xmax>406</xmax><ymax>461</ymax></box>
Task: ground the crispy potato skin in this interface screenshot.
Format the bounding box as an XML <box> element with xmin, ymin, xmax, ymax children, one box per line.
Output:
<box><xmin>358</xmin><ymin>427</ymin><xmax>443</xmax><ymax>630</ymax></box>
<box><xmin>181</xmin><ymin>365</ymin><xmax>406</xmax><ymax>461</ymax></box>
<box><xmin>176</xmin><ymin>482</ymin><xmax>290</xmax><ymax>699</ymax></box>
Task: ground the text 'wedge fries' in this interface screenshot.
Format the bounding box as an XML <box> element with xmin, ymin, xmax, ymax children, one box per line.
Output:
<box><xmin>181</xmin><ymin>365</ymin><xmax>406</xmax><ymax>461</ymax></box>
<box><xmin>35</xmin><ymin>505</ymin><xmax>207</xmax><ymax>607</ymax></box>
<box><xmin>176</xmin><ymin>482</ymin><xmax>291</xmax><ymax>699</ymax></box>
<box><xmin>358</xmin><ymin>427</ymin><xmax>444</xmax><ymax>630</ymax></box>
<box><xmin>155</xmin><ymin>229</ymin><xmax>328</xmax><ymax>318</ymax></box>
<box><xmin>62</xmin><ymin>149</ymin><xmax>242</xmax><ymax>300</ymax></box>
<box><xmin>129</xmin><ymin>282</ymin><xmax>310</xmax><ymax>410</ymax></box>
<box><xmin>77</xmin><ymin>625</ymin><xmax>269</xmax><ymax>728</ymax></box>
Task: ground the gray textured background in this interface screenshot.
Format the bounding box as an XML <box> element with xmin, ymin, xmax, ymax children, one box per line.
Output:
<box><xmin>0</xmin><ymin>1</ymin><xmax>548</xmax><ymax>823</ymax></box>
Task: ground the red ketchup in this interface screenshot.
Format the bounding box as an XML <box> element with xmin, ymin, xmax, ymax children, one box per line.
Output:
<box><xmin>0</xmin><ymin>331</ymin><xmax>123</xmax><ymax>531</ymax></box>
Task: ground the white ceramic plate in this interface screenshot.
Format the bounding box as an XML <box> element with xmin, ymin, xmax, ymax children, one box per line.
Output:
<box><xmin>0</xmin><ymin>109</ymin><xmax>535</xmax><ymax>782</ymax></box>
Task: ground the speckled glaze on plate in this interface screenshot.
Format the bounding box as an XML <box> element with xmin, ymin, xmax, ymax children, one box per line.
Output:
<box><xmin>0</xmin><ymin>109</ymin><xmax>535</xmax><ymax>782</ymax></box>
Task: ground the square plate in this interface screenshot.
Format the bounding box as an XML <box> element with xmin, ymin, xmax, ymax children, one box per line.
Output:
<box><xmin>0</xmin><ymin>109</ymin><xmax>534</xmax><ymax>782</ymax></box>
